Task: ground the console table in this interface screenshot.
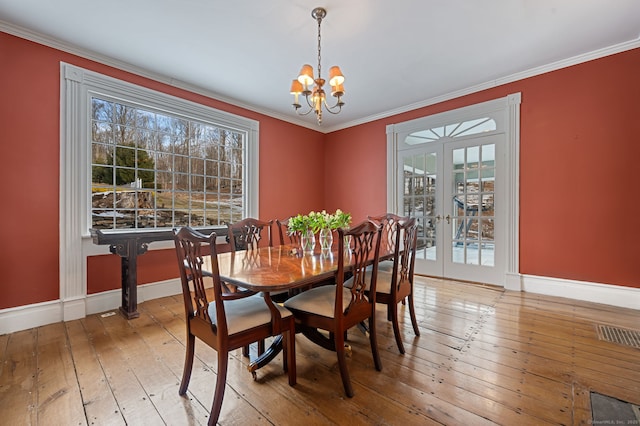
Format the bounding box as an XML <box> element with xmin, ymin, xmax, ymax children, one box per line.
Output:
<box><xmin>90</xmin><ymin>227</ymin><xmax>221</xmax><ymax>319</ymax></box>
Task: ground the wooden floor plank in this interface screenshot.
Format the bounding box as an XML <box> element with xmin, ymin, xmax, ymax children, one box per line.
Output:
<box><xmin>65</xmin><ymin>319</ymin><xmax>125</xmax><ymax>426</ymax></box>
<box><xmin>0</xmin><ymin>329</ymin><xmax>38</xmax><ymax>424</ymax></box>
<box><xmin>140</xmin><ymin>296</ymin><xmax>275</xmax><ymax>425</ymax></box>
<box><xmin>2</xmin><ymin>278</ymin><xmax>639</xmax><ymax>425</ymax></box>
<box><xmin>80</xmin><ymin>314</ymin><xmax>165</xmax><ymax>425</ymax></box>
<box><xmin>35</xmin><ymin>323</ymin><xmax>86</xmax><ymax>425</ymax></box>
<box><xmin>97</xmin><ymin>310</ymin><xmax>210</xmax><ymax>425</ymax></box>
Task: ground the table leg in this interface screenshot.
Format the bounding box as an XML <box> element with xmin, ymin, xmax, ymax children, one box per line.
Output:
<box><xmin>118</xmin><ymin>249</ymin><xmax>140</xmax><ymax>319</ymax></box>
<box><xmin>110</xmin><ymin>239</ymin><xmax>147</xmax><ymax>319</ymax></box>
<box><xmin>247</xmin><ymin>335</ymin><xmax>284</xmax><ymax>377</ymax></box>
<box><xmin>299</xmin><ymin>326</ymin><xmax>352</xmax><ymax>357</ymax></box>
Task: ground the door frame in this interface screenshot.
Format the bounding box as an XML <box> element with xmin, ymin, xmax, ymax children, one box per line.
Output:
<box><xmin>386</xmin><ymin>94</ymin><xmax>521</xmax><ymax>288</ymax></box>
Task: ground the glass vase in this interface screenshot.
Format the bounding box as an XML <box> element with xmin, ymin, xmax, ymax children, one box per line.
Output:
<box><xmin>319</xmin><ymin>228</ymin><xmax>333</xmax><ymax>251</ymax></box>
<box><xmin>343</xmin><ymin>235</ymin><xmax>351</xmax><ymax>253</ymax></box>
<box><xmin>300</xmin><ymin>229</ymin><xmax>316</xmax><ymax>253</ymax></box>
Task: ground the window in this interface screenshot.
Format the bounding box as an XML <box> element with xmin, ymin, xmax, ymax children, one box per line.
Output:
<box><xmin>91</xmin><ymin>97</ymin><xmax>248</xmax><ymax>229</ymax></box>
<box><xmin>404</xmin><ymin>117</ymin><xmax>496</xmax><ymax>145</ymax></box>
<box><xmin>62</xmin><ymin>63</ymin><xmax>259</xmax><ymax>233</ymax></box>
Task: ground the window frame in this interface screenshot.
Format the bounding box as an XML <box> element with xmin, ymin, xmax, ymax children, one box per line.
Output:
<box><xmin>66</xmin><ymin>64</ymin><xmax>259</xmax><ymax>233</ymax></box>
<box><xmin>59</xmin><ymin>62</ymin><xmax>259</xmax><ymax>320</ymax></box>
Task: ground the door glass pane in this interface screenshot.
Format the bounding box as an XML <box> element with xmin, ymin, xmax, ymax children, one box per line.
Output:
<box><xmin>402</xmin><ymin>152</ymin><xmax>437</xmax><ymax>261</ymax></box>
<box><xmin>479</xmin><ymin>144</ymin><xmax>495</xmax><ymax>266</ymax></box>
<box><xmin>451</xmin><ymin>144</ymin><xmax>495</xmax><ymax>266</ymax></box>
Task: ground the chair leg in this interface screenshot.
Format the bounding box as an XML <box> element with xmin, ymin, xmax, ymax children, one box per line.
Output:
<box><xmin>368</xmin><ymin>313</ymin><xmax>383</xmax><ymax>371</ymax></box>
<box><xmin>408</xmin><ymin>292</ymin><xmax>420</xmax><ymax>336</ymax></box>
<box><xmin>242</xmin><ymin>344</ymin><xmax>250</xmax><ymax>357</ymax></box>
<box><xmin>179</xmin><ymin>333</ymin><xmax>195</xmax><ymax>395</ymax></box>
<box><xmin>258</xmin><ymin>339</ymin><xmax>265</xmax><ymax>355</ymax></box>
<box><xmin>208</xmin><ymin>351</ymin><xmax>229</xmax><ymax>426</ymax></box>
<box><xmin>389</xmin><ymin>302</ymin><xmax>405</xmax><ymax>354</ymax></box>
<box><xmin>334</xmin><ymin>328</ymin><xmax>354</xmax><ymax>397</ymax></box>
<box><xmin>285</xmin><ymin>324</ymin><xmax>297</xmax><ymax>386</ymax></box>
<box><xmin>281</xmin><ymin>334</ymin><xmax>288</xmax><ymax>372</ymax></box>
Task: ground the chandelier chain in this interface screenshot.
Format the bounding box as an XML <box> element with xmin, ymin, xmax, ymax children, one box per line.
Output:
<box><xmin>316</xmin><ymin>15</ymin><xmax>322</xmax><ymax>81</ymax></box>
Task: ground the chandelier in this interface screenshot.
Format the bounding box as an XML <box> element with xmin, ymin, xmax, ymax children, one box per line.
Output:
<box><xmin>290</xmin><ymin>7</ymin><xmax>345</xmax><ymax>125</ymax></box>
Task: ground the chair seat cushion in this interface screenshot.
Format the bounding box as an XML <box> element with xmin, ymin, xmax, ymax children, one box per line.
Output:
<box><xmin>284</xmin><ymin>285</ymin><xmax>351</xmax><ymax>319</ymax></box>
<box><xmin>345</xmin><ymin>269</ymin><xmax>394</xmax><ymax>295</ymax></box>
<box><xmin>376</xmin><ymin>260</ymin><xmax>394</xmax><ymax>273</ymax></box>
<box><xmin>208</xmin><ymin>294</ymin><xmax>292</xmax><ymax>335</ymax></box>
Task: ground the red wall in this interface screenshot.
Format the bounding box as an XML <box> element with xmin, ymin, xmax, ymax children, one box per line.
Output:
<box><xmin>1</xmin><ymin>32</ymin><xmax>638</xmax><ymax>311</ymax></box>
<box><xmin>0</xmin><ymin>32</ymin><xmax>324</xmax><ymax>307</ymax></box>
<box><xmin>1</xmin><ymin>35</ymin><xmax>61</xmax><ymax>307</ymax></box>
<box><xmin>324</xmin><ymin>49</ymin><xmax>640</xmax><ymax>289</ymax></box>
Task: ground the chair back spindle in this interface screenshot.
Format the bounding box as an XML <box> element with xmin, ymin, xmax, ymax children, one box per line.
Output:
<box><xmin>276</xmin><ymin>217</ymin><xmax>301</xmax><ymax>246</ymax></box>
<box><xmin>337</xmin><ymin>222</ymin><xmax>382</xmax><ymax>322</ymax></box>
<box><xmin>226</xmin><ymin>218</ymin><xmax>273</xmax><ymax>251</ymax></box>
<box><xmin>368</xmin><ymin>213</ymin><xmax>407</xmax><ymax>256</ymax></box>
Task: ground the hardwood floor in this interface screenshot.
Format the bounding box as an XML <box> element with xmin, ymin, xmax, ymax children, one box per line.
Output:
<box><xmin>1</xmin><ymin>278</ymin><xmax>639</xmax><ymax>425</ymax></box>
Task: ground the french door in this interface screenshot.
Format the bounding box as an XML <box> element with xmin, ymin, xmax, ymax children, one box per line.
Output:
<box><xmin>398</xmin><ymin>134</ymin><xmax>505</xmax><ymax>285</ymax></box>
<box><xmin>386</xmin><ymin>93</ymin><xmax>523</xmax><ymax>287</ymax></box>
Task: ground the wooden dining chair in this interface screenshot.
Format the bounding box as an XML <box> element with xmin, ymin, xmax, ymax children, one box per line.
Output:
<box><xmin>369</xmin><ymin>218</ymin><xmax>420</xmax><ymax>354</ymax></box>
<box><xmin>225</xmin><ymin>217</ymin><xmax>273</xmax><ymax>251</ymax></box>
<box><xmin>276</xmin><ymin>217</ymin><xmax>301</xmax><ymax>246</ymax></box>
<box><xmin>368</xmin><ymin>213</ymin><xmax>408</xmax><ymax>272</ymax></box>
<box><xmin>284</xmin><ymin>220</ymin><xmax>383</xmax><ymax>398</ymax></box>
<box><xmin>173</xmin><ymin>227</ymin><xmax>296</xmax><ymax>425</ymax></box>
<box><xmin>225</xmin><ymin>217</ymin><xmax>275</xmax><ymax>355</ymax></box>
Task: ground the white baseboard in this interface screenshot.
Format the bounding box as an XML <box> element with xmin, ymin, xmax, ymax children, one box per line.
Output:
<box><xmin>63</xmin><ymin>297</ymin><xmax>87</xmax><ymax>322</ymax></box>
<box><xmin>0</xmin><ymin>278</ymin><xmax>182</xmax><ymax>335</ymax></box>
<box><xmin>517</xmin><ymin>274</ymin><xmax>640</xmax><ymax>310</ymax></box>
<box><xmin>2</xmin><ymin>275</ymin><xmax>637</xmax><ymax>335</ymax></box>
<box><xmin>0</xmin><ymin>300</ymin><xmax>62</xmax><ymax>335</ymax></box>
<box><xmin>85</xmin><ymin>278</ymin><xmax>181</xmax><ymax>315</ymax></box>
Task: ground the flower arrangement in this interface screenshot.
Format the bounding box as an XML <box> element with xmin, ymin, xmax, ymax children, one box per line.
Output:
<box><xmin>329</xmin><ymin>209</ymin><xmax>351</xmax><ymax>229</ymax></box>
<box><xmin>288</xmin><ymin>209</ymin><xmax>351</xmax><ymax>234</ymax></box>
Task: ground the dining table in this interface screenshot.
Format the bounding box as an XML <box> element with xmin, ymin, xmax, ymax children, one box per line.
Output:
<box><xmin>202</xmin><ymin>242</ymin><xmax>395</xmax><ymax>376</ymax></box>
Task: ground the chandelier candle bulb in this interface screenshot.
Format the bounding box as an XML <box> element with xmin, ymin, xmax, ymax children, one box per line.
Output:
<box><xmin>328</xmin><ymin>66</ymin><xmax>344</xmax><ymax>86</ymax></box>
<box><xmin>298</xmin><ymin>64</ymin><xmax>314</xmax><ymax>87</ymax></box>
<box><xmin>290</xmin><ymin>80</ymin><xmax>303</xmax><ymax>106</ymax></box>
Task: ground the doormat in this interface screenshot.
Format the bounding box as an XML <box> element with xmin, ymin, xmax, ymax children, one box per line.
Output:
<box><xmin>590</xmin><ymin>392</ymin><xmax>640</xmax><ymax>424</ymax></box>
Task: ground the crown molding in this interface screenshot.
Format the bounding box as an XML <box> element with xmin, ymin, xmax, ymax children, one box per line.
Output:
<box><xmin>325</xmin><ymin>37</ymin><xmax>640</xmax><ymax>133</ymax></box>
<box><xmin>2</xmin><ymin>19</ymin><xmax>639</xmax><ymax>134</ymax></box>
<box><xmin>0</xmin><ymin>20</ymin><xmax>318</xmax><ymax>131</ymax></box>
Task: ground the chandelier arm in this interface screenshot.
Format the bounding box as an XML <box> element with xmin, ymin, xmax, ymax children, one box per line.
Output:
<box><xmin>323</xmin><ymin>102</ymin><xmax>344</xmax><ymax>115</ymax></box>
<box><xmin>294</xmin><ymin>98</ymin><xmax>315</xmax><ymax>116</ymax></box>
<box><xmin>305</xmin><ymin>93</ymin><xmax>316</xmax><ymax>110</ymax></box>
<box><xmin>295</xmin><ymin>108</ymin><xmax>315</xmax><ymax>117</ymax></box>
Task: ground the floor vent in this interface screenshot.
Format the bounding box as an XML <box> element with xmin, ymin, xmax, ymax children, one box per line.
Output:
<box><xmin>596</xmin><ymin>324</ymin><xmax>640</xmax><ymax>349</ymax></box>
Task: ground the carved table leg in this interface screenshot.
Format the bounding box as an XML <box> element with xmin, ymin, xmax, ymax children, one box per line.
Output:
<box><xmin>248</xmin><ymin>335</ymin><xmax>284</xmax><ymax>374</ymax></box>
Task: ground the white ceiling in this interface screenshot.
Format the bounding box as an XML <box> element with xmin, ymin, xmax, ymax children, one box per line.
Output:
<box><xmin>1</xmin><ymin>1</ymin><xmax>639</xmax><ymax>132</ymax></box>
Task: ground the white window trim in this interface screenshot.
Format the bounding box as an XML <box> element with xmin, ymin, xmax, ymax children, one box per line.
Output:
<box><xmin>59</xmin><ymin>62</ymin><xmax>259</xmax><ymax>321</ymax></box>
